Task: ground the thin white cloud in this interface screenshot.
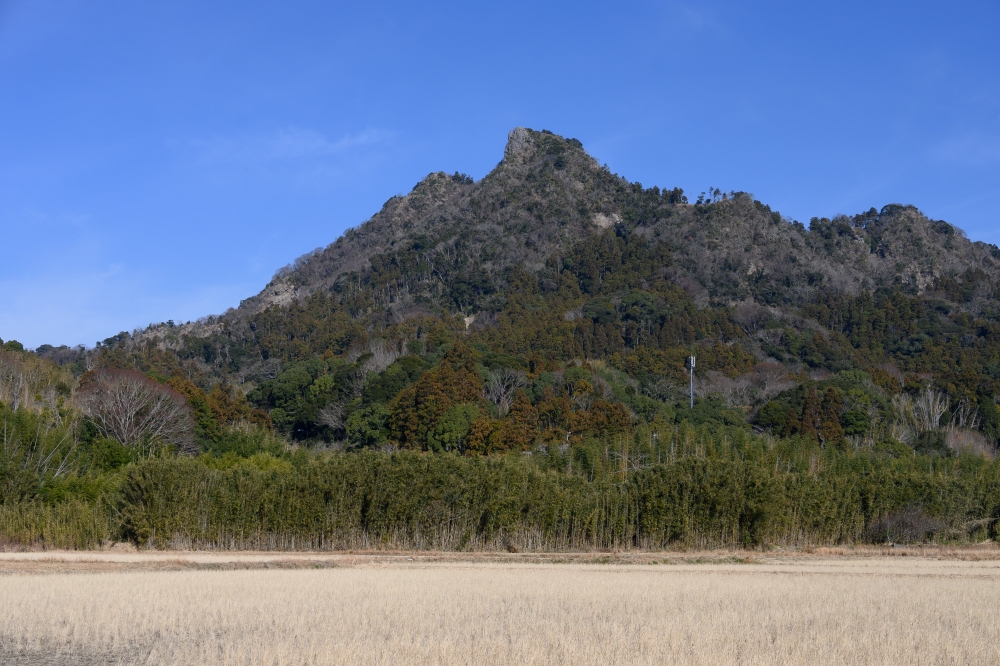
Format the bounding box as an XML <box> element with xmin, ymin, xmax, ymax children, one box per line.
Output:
<box><xmin>271</xmin><ymin>128</ymin><xmax>387</xmax><ymax>159</ymax></box>
<box><xmin>671</xmin><ymin>3</ymin><xmax>727</xmax><ymax>36</ymax></box>
<box><xmin>195</xmin><ymin>127</ymin><xmax>391</xmax><ymax>164</ymax></box>
<box><xmin>21</xmin><ymin>207</ymin><xmax>93</xmax><ymax>229</ymax></box>
<box><xmin>930</xmin><ymin>133</ymin><xmax>1000</xmax><ymax>166</ymax></box>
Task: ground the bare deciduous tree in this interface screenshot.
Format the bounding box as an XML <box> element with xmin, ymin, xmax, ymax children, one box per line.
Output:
<box><xmin>731</xmin><ymin>303</ymin><xmax>772</xmax><ymax>335</ymax></box>
<box><xmin>950</xmin><ymin>400</ymin><xmax>980</xmax><ymax>430</ymax></box>
<box><xmin>644</xmin><ymin>378</ymin><xmax>681</xmax><ymax>402</ymax></box>
<box><xmin>753</xmin><ymin>362</ymin><xmax>795</xmax><ymax>401</ymax></box>
<box><xmin>942</xmin><ymin>401</ymin><xmax>991</xmax><ymax>456</ymax></box>
<box><xmin>317</xmin><ymin>403</ymin><xmax>345</xmax><ymax>431</ymax></box>
<box><xmin>696</xmin><ymin>363</ymin><xmax>794</xmax><ymax>409</ymax></box>
<box><xmin>913</xmin><ymin>387</ymin><xmax>949</xmax><ymax>431</ymax></box>
<box><xmin>0</xmin><ymin>351</ymin><xmax>43</xmax><ymax>411</ymax></box>
<box><xmin>755</xmin><ymin>328</ymin><xmax>784</xmax><ymax>347</ymax></box>
<box><xmin>697</xmin><ymin>371</ymin><xmax>754</xmax><ymax>408</ymax></box>
<box><xmin>76</xmin><ymin>370</ymin><xmax>197</xmax><ymax>454</ymax></box>
<box><xmin>945</xmin><ymin>429</ymin><xmax>994</xmax><ymax>457</ymax></box>
<box><xmin>891</xmin><ymin>386</ymin><xmax>950</xmax><ymax>443</ymax></box>
<box><xmin>361</xmin><ymin>339</ymin><xmax>401</xmax><ymax>375</ymax></box>
<box><xmin>485</xmin><ymin>368</ymin><xmax>526</xmax><ymax>417</ymax></box>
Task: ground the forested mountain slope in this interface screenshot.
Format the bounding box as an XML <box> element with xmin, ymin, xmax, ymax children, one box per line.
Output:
<box><xmin>67</xmin><ymin>127</ymin><xmax>1000</xmax><ymax>449</ymax></box>
<box><xmin>4</xmin><ymin>128</ymin><xmax>1000</xmax><ymax>550</ymax></box>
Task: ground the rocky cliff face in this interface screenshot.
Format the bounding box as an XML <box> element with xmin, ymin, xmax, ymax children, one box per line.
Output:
<box><xmin>236</xmin><ymin>127</ymin><xmax>620</xmax><ymax>316</ymax></box>
<box><xmin>232</xmin><ymin>127</ymin><xmax>1000</xmax><ymax>320</ymax></box>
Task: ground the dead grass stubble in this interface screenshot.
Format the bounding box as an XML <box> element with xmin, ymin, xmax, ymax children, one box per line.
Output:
<box><xmin>2</xmin><ymin>561</ymin><xmax>1000</xmax><ymax>665</ymax></box>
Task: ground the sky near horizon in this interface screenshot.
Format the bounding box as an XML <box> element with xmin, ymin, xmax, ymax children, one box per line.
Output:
<box><xmin>1</xmin><ymin>0</ymin><xmax>999</xmax><ymax>348</ymax></box>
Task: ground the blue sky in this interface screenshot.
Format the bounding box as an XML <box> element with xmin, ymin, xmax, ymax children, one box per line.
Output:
<box><xmin>2</xmin><ymin>0</ymin><xmax>998</xmax><ymax>348</ymax></box>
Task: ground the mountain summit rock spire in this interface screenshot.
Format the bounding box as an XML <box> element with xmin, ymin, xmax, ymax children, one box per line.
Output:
<box><xmin>504</xmin><ymin>126</ymin><xmax>533</xmax><ymax>159</ymax></box>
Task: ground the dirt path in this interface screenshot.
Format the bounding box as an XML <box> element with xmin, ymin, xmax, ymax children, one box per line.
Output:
<box><xmin>1</xmin><ymin>543</ymin><xmax>998</xmax><ymax>574</ymax></box>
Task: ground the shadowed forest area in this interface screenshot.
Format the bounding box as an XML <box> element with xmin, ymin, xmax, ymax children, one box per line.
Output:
<box><xmin>3</xmin><ymin>129</ymin><xmax>1000</xmax><ymax>550</ymax></box>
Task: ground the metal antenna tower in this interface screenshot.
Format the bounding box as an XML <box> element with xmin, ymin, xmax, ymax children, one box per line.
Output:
<box><xmin>689</xmin><ymin>355</ymin><xmax>695</xmax><ymax>408</ymax></box>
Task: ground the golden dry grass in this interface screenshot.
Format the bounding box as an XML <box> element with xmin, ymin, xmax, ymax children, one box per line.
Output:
<box><xmin>2</xmin><ymin>553</ymin><xmax>1000</xmax><ymax>665</ymax></box>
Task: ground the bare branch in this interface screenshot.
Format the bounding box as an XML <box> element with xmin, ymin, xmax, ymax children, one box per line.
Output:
<box><xmin>485</xmin><ymin>368</ymin><xmax>526</xmax><ymax>417</ymax></box>
<box><xmin>0</xmin><ymin>351</ymin><xmax>43</xmax><ymax>411</ymax></box>
<box><xmin>317</xmin><ymin>403</ymin><xmax>345</xmax><ymax>431</ymax></box>
<box><xmin>361</xmin><ymin>339</ymin><xmax>401</xmax><ymax>375</ymax></box>
<box><xmin>731</xmin><ymin>303</ymin><xmax>773</xmax><ymax>335</ymax></box>
<box><xmin>76</xmin><ymin>370</ymin><xmax>197</xmax><ymax>455</ymax></box>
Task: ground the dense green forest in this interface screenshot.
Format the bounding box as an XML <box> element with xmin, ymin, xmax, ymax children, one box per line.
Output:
<box><xmin>3</xmin><ymin>128</ymin><xmax>1000</xmax><ymax>550</ymax></box>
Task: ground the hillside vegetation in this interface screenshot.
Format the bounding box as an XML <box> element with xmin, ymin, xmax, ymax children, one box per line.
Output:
<box><xmin>3</xmin><ymin>127</ymin><xmax>1000</xmax><ymax>550</ymax></box>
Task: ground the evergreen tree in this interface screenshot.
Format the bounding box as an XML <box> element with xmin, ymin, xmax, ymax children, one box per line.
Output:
<box><xmin>819</xmin><ymin>388</ymin><xmax>845</xmax><ymax>445</ymax></box>
<box><xmin>388</xmin><ymin>343</ymin><xmax>484</xmax><ymax>449</ymax></box>
<box><xmin>781</xmin><ymin>408</ymin><xmax>800</xmax><ymax>438</ymax></box>
<box><xmin>800</xmin><ymin>387</ymin><xmax>821</xmax><ymax>442</ymax></box>
<box><xmin>499</xmin><ymin>391</ymin><xmax>539</xmax><ymax>451</ymax></box>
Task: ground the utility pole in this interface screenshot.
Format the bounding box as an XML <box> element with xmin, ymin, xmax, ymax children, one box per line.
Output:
<box><xmin>689</xmin><ymin>355</ymin><xmax>696</xmax><ymax>408</ymax></box>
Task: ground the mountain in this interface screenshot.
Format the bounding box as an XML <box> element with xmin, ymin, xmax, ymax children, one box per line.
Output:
<box><xmin>5</xmin><ymin>127</ymin><xmax>1000</xmax><ymax>551</ymax></box>
<box><xmin>240</xmin><ymin>127</ymin><xmax>1000</xmax><ymax>317</ymax></box>
<box><xmin>57</xmin><ymin>127</ymin><xmax>1000</xmax><ymax>452</ymax></box>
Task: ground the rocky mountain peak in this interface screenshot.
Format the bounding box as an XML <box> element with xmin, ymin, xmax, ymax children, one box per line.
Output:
<box><xmin>209</xmin><ymin>127</ymin><xmax>1000</xmax><ymax>327</ymax></box>
<box><xmin>504</xmin><ymin>126</ymin><xmax>534</xmax><ymax>159</ymax></box>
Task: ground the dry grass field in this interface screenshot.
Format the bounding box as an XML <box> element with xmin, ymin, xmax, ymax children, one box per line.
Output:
<box><xmin>2</xmin><ymin>550</ymin><xmax>1000</xmax><ymax>665</ymax></box>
